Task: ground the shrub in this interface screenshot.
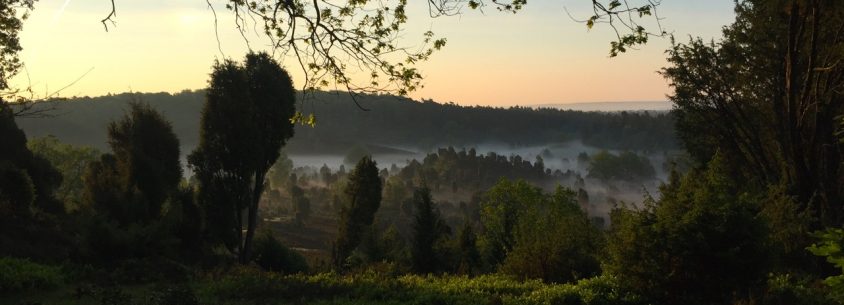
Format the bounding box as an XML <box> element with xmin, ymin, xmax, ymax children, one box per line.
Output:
<box><xmin>0</xmin><ymin>257</ymin><xmax>63</xmax><ymax>293</ymax></box>
<box><xmin>145</xmin><ymin>284</ymin><xmax>199</xmax><ymax>305</ymax></box>
<box><xmin>252</xmin><ymin>230</ymin><xmax>308</xmax><ymax>274</ymax></box>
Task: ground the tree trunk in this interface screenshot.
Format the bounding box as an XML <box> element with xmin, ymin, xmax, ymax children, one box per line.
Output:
<box><xmin>240</xmin><ymin>171</ymin><xmax>266</xmax><ymax>264</ymax></box>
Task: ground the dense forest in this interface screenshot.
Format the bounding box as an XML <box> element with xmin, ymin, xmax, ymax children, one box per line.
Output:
<box><xmin>14</xmin><ymin>90</ymin><xmax>678</xmax><ymax>154</ymax></box>
<box><xmin>2</xmin><ymin>1</ymin><xmax>844</xmax><ymax>305</ymax></box>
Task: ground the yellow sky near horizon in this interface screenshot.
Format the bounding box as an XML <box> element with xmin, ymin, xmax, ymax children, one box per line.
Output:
<box><xmin>10</xmin><ymin>1</ymin><xmax>736</xmax><ymax>107</ymax></box>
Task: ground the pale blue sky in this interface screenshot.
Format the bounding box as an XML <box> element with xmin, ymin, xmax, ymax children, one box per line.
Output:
<box><xmin>12</xmin><ymin>0</ymin><xmax>736</xmax><ymax>106</ymax></box>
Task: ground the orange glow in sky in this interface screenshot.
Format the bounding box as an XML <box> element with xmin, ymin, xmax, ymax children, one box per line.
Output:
<box><xmin>12</xmin><ymin>1</ymin><xmax>735</xmax><ymax>107</ymax></box>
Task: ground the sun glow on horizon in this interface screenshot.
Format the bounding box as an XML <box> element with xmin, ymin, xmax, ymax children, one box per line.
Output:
<box><xmin>11</xmin><ymin>0</ymin><xmax>736</xmax><ymax>106</ymax></box>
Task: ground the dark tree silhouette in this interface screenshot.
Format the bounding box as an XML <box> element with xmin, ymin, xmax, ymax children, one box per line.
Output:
<box><xmin>410</xmin><ymin>187</ymin><xmax>451</xmax><ymax>274</ymax></box>
<box><xmin>455</xmin><ymin>222</ymin><xmax>481</xmax><ymax>275</ymax></box>
<box><xmin>189</xmin><ymin>52</ymin><xmax>296</xmax><ymax>263</ymax></box>
<box><xmin>83</xmin><ymin>102</ymin><xmax>181</xmax><ymax>225</ymax></box>
<box><xmin>663</xmin><ymin>0</ymin><xmax>844</xmax><ymax>227</ymax></box>
<box><xmin>334</xmin><ymin>156</ymin><xmax>382</xmax><ymax>269</ymax></box>
<box><xmin>0</xmin><ymin>103</ymin><xmax>62</xmax><ymax>216</ymax></box>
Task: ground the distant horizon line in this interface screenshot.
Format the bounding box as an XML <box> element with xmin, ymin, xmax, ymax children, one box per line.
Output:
<box><xmin>35</xmin><ymin>89</ymin><xmax>674</xmax><ymax>110</ymax></box>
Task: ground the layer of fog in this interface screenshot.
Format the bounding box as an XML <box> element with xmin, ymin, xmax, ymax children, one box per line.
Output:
<box><xmin>287</xmin><ymin>140</ymin><xmax>684</xmax><ymax>221</ymax></box>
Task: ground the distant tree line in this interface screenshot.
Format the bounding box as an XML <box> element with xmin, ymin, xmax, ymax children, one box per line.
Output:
<box><xmin>14</xmin><ymin>91</ymin><xmax>678</xmax><ymax>154</ymax></box>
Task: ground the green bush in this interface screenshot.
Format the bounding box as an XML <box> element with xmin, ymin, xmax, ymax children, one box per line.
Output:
<box><xmin>0</xmin><ymin>257</ymin><xmax>63</xmax><ymax>293</ymax></box>
<box><xmin>200</xmin><ymin>270</ymin><xmax>644</xmax><ymax>305</ymax></box>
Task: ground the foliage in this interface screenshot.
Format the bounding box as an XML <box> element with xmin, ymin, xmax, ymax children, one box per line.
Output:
<box><xmin>455</xmin><ymin>223</ymin><xmax>481</xmax><ymax>276</ymax></box>
<box><xmin>808</xmin><ymin>227</ymin><xmax>844</xmax><ymax>303</ymax></box>
<box><xmin>79</xmin><ymin>102</ymin><xmax>197</xmax><ymax>264</ymax></box>
<box><xmin>605</xmin><ymin>154</ymin><xmax>769</xmax><ymax>305</ymax></box>
<box><xmin>201</xmin><ymin>269</ymin><xmax>644</xmax><ymax>305</ymax></box>
<box><xmin>0</xmin><ymin>162</ymin><xmax>35</xmax><ymax>217</ymax></box>
<box><xmin>479</xmin><ymin>179</ymin><xmax>545</xmax><ymax>267</ymax></box>
<box><xmin>0</xmin><ymin>257</ymin><xmax>63</xmax><ymax>293</ymax></box>
<box><xmin>83</xmin><ymin>102</ymin><xmax>181</xmax><ymax>225</ymax></box>
<box><xmin>410</xmin><ymin>187</ymin><xmax>451</xmax><ymax>274</ymax></box>
<box><xmin>27</xmin><ymin>136</ymin><xmax>101</xmax><ymax>212</ymax></box>
<box><xmin>106</xmin><ymin>102</ymin><xmax>181</xmax><ymax>221</ymax></box>
<box><xmin>266</xmin><ymin>150</ymin><xmax>293</xmax><ymax>190</ymax></box>
<box><xmin>334</xmin><ymin>156</ymin><xmax>383</xmax><ymax>269</ymax></box>
<box><xmin>476</xmin><ymin>179</ymin><xmax>601</xmax><ymax>282</ymax></box>
<box><xmin>0</xmin><ymin>0</ymin><xmax>34</xmax><ymax>92</ymax></box>
<box><xmin>587</xmin><ymin>150</ymin><xmax>655</xmax><ymax>181</ymax></box>
<box><xmin>394</xmin><ymin>147</ymin><xmax>553</xmax><ymax>197</ymax></box>
<box><xmin>763</xmin><ymin>273</ymin><xmax>838</xmax><ymax>305</ymax></box>
<box><xmin>663</xmin><ymin>0</ymin><xmax>844</xmax><ymax>227</ymax></box>
<box><xmin>500</xmin><ymin>186</ymin><xmax>602</xmax><ymax>283</ymax></box>
<box><xmin>16</xmin><ymin>91</ymin><xmax>679</xmax><ymax>154</ymax></box>
<box><xmin>145</xmin><ymin>284</ymin><xmax>199</xmax><ymax>305</ymax></box>
<box><xmin>0</xmin><ymin>103</ymin><xmax>62</xmax><ymax>215</ymax></box>
<box><xmin>252</xmin><ymin>230</ymin><xmax>309</xmax><ymax>274</ymax></box>
<box><xmin>189</xmin><ymin>52</ymin><xmax>296</xmax><ymax>262</ymax></box>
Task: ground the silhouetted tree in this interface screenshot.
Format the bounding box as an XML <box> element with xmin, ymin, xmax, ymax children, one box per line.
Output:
<box><xmin>189</xmin><ymin>52</ymin><xmax>296</xmax><ymax>263</ymax></box>
<box><xmin>664</xmin><ymin>0</ymin><xmax>844</xmax><ymax>228</ymax></box>
<box><xmin>334</xmin><ymin>156</ymin><xmax>382</xmax><ymax>269</ymax></box>
<box><xmin>0</xmin><ymin>103</ymin><xmax>61</xmax><ymax>216</ymax></box>
<box><xmin>109</xmin><ymin>102</ymin><xmax>182</xmax><ymax>221</ymax></box>
<box><xmin>83</xmin><ymin>102</ymin><xmax>181</xmax><ymax>224</ymax></box>
<box><xmin>455</xmin><ymin>222</ymin><xmax>481</xmax><ymax>275</ymax></box>
<box><xmin>410</xmin><ymin>187</ymin><xmax>451</xmax><ymax>274</ymax></box>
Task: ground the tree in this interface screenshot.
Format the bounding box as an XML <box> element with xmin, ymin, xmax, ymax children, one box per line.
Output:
<box><xmin>27</xmin><ymin>136</ymin><xmax>101</xmax><ymax>212</ymax></box>
<box><xmin>83</xmin><ymin>102</ymin><xmax>182</xmax><ymax>224</ymax></box>
<box><xmin>455</xmin><ymin>222</ymin><xmax>481</xmax><ymax>275</ymax></box>
<box><xmin>478</xmin><ymin>179</ymin><xmax>543</xmax><ymax>267</ymax></box>
<box><xmin>493</xmin><ymin>185</ymin><xmax>602</xmax><ymax>283</ymax></box>
<box><xmin>0</xmin><ymin>103</ymin><xmax>62</xmax><ymax>215</ymax></box>
<box><xmin>605</xmin><ymin>153</ymin><xmax>769</xmax><ymax>305</ymax></box>
<box><xmin>79</xmin><ymin>102</ymin><xmax>190</xmax><ymax>262</ymax></box>
<box><xmin>663</xmin><ymin>0</ymin><xmax>844</xmax><ymax>228</ymax></box>
<box><xmin>266</xmin><ymin>150</ymin><xmax>293</xmax><ymax>190</ymax></box>
<box><xmin>410</xmin><ymin>187</ymin><xmax>451</xmax><ymax>274</ymax></box>
<box><xmin>189</xmin><ymin>52</ymin><xmax>296</xmax><ymax>263</ymax></box>
<box><xmin>334</xmin><ymin>156</ymin><xmax>382</xmax><ymax>269</ymax></box>
<box><xmin>0</xmin><ymin>0</ymin><xmax>33</xmax><ymax>96</ymax></box>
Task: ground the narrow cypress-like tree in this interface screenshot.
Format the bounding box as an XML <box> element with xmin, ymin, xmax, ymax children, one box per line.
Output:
<box><xmin>334</xmin><ymin>156</ymin><xmax>382</xmax><ymax>269</ymax></box>
<box><xmin>189</xmin><ymin>52</ymin><xmax>295</xmax><ymax>263</ymax></box>
<box><xmin>410</xmin><ymin>187</ymin><xmax>450</xmax><ymax>274</ymax></box>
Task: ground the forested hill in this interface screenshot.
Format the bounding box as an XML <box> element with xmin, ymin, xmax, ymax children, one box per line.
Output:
<box><xmin>15</xmin><ymin>90</ymin><xmax>677</xmax><ymax>154</ymax></box>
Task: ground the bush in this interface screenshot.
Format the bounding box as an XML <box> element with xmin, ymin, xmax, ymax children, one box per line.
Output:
<box><xmin>762</xmin><ymin>273</ymin><xmax>835</xmax><ymax>305</ymax></box>
<box><xmin>0</xmin><ymin>257</ymin><xmax>63</xmax><ymax>293</ymax></box>
<box><xmin>252</xmin><ymin>230</ymin><xmax>308</xmax><ymax>274</ymax></box>
<box><xmin>145</xmin><ymin>284</ymin><xmax>199</xmax><ymax>305</ymax></box>
<box><xmin>200</xmin><ymin>270</ymin><xmax>645</xmax><ymax>305</ymax></box>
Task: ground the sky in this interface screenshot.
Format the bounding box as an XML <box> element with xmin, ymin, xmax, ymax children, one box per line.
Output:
<box><xmin>10</xmin><ymin>0</ymin><xmax>736</xmax><ymax>107</ymax></box>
